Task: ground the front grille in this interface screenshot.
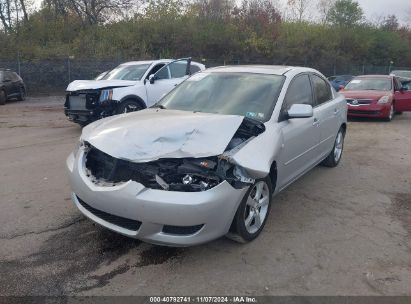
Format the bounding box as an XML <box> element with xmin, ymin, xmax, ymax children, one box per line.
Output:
<box><xmin>85</xmin><ymin>147</ymin><xmax>173</xmax><ymax>189</ymax></box>
<box><xmin>348</xmin><ymin>110</ymin><xmax>381</xmax><ymax>115</ymax></box>
<box><xmin>84</xmin><ymin>146</ymin><xmax>220</xmax><ymax>192</ymax></box>
<box><xmin>346</xmin><ymin>98</ymin><xmax>373</xmax><ymax>105</ymax></box>
<box><xmin>162</xmin><ymin>224</ymin><xmax>204</xmax><ymax>235</ymax></box>
<box><xmin>77</xmin><ymin>196</ymin><xmax>142</xmax><ymax>231</ymax></box>
<box><xmin>67</xmin><ymin>91</ymin><xmax>99</xmax><ymax>110</ymax></box>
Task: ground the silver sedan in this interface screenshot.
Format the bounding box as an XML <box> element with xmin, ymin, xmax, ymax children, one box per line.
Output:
<box><xmin>66</xmin><ymin>65</ymin><xmax>347</xmax><ymax>246</ymax></box>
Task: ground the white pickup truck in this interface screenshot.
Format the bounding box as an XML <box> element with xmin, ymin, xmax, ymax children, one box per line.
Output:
<box><xmin>64</xmin><ymin>58</ymin><xmax>205</xmax><ymax>126</ymax></box>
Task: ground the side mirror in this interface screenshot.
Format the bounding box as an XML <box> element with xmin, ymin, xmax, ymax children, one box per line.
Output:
<box><xmin>338</xmin><ymin>85</ymin><xmax>345</xmax><ymax>91</ymax></box>
<box><xmin>287</xmin><ymin>104</ymin><xmax>313</xmax><ymax>119</ymax></box>
<box><xmin>149</xmin><ymin>74</ymin><xmax>156</xmax><ymax>84</ymax></box>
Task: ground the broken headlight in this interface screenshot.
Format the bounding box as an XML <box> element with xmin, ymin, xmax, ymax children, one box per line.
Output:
<box><xmin>154</xmin><ymin>158</ymin><xmax>221</xmax><ymax>192</ymax></box>
<box><xmin>99</xmin><ymin>89</ymin><xmax>113</xmax><ymax>103</ymax></box>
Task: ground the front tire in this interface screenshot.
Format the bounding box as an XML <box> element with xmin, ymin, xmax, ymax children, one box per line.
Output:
<box><xmin>117</xmin><ymin>100</ymin><xmax>143</xmax><ymax>114</ymax></box>
<box><xmin>0</xmin><ymin>90</ymin><xmax>6</xmax><ymax>105</ymax></box>
<box><xmin>321</xmin><ymin>127</ymin><xmax>345</xmax><ymax>168</ymax></box>
<box><xmin>17</xmin><ymin>87</ymin><xmax>26</xmax><ymax>101</ymax></box>
<box><xmin>226</xmin><ymin>177</ymin><xmax>273</xmax><ymax>243</ymax></box>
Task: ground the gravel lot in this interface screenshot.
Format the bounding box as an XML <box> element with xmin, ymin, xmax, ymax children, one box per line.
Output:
<box><xmin>0</xmin><ymin>96</ymin><xmax>410</xmax><ymax>296</ymax></box>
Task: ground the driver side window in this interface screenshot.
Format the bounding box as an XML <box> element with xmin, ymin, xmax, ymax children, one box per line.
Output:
<box><xmin>280</xmin><ymin>74</ymin><xmax>313</xmax><ymax>121</ymax></box>
<box><xmin>285</xmin><ymin>75</ymin><xmax>313</xmax><ymax>108</ymax></box>
<box><xmin>146</xmin><ymin>64</ymin><xmax>165</xmax><ymax>80</ymax></box>
<box><xmin>156</xmin><ymin>66</ymin><xmax>170</xmax><ymax>80</ymax></box>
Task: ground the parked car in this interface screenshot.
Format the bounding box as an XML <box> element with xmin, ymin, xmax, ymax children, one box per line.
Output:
<box><xmin>0</xmin><ymin>69</ymin><xmax>26</xmax><ymax>105</ymax></box>
<box><xmin>328</xmin><ymin>75</ymin><xmax>354</xmax><ymax>91</ymax></box>
<box><xmin>66</xmin><ymin>65</ymin><xmax>347</xmax><ymax>246</ymax></box>
<box><xmin>390</xmin><ymin>70</ymin><xmax>411</xmax><ymax>80</ymax></box>
<box><xmin>64</xmin><ymin>58</ymin><xmax>206</xmax><ymax>126</ymax></box>
<box><xmin>341</xmin><ymin>75</ymin><xmax>411</xmax><ymax>121</ymax></box>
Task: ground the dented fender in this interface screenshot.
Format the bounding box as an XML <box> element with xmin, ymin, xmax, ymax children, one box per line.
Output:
<box><xmin>228</xmin><ymin>124</ymin><xmax>283</xmax><ymax>179</ymax></box>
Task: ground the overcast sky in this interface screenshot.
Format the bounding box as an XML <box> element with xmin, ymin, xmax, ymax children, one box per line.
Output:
<box><xmin>326</xmin><ymin>0</ymin><xmax>410</xmax><ymax>24</ymax></box>
<box><xmin>32</xmin><ymin>0</ymin><xmax>411</xmax><ymax>24</ymax></box>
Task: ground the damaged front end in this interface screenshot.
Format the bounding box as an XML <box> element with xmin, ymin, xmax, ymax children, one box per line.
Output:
<box><xmin>82</xmin><ymin>117</ymin><xmax>266</xmax><ymax>192</ymax></box>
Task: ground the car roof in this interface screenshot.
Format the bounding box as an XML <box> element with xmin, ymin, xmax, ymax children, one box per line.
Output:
<box><xmin>205</xmin><ymin>65</ymin><xmax>317</xmax><ymax>75</ymax></box>
<box><xmin>355</xmin><ymin>75</ymin><xmax>392</xmax><ymax>79</ymax></box>
<box><xmin>121</xmin><ymin>60</ymin><xmax>173</xmax><ymax>66</ymax></box>
<box><xmin>120</xmin><ymin>59</ymin><xmax>204</xmax><ymax>66</ymax></box>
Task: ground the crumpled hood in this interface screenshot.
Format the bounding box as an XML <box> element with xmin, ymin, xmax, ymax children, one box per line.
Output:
<box><xmin>81</xmin><ymin>109</ymin><xmax>245</xmax><ymax>162</ymax></box>
<box><xmin>66</xmin><ymin>80</ymin><xmax>137</xmax><ymax>91</ymax></box>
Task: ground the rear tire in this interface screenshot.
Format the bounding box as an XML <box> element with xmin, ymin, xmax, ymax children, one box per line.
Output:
<box><xmin>0</xmin><ymin>90</ymin><xmax>6</xmax><ymax>105</ymax></box>
<box><xmin>17</xmin><ymin>87</ymin><xmax>26</xmax><ymax>101</ymax></box>
<box><xmin>117</xmin><ymin>100</ymin><xmax>144</xmax><ymax>114</ymax></box>
<box><xmin>321</xmin><ymin>127</ymin><xmax>345</xmax><ymax>168</ymax></box>
<box><xmin>226</xmin><ymin>177</ymin><xmax>273</xmax><ymax>243</ymax></box>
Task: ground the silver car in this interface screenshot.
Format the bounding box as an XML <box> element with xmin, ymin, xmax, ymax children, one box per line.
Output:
<box><xmin>66</xmin><ymin>66</ymin><xmax>347</xmax><ymax>246</ymax></box>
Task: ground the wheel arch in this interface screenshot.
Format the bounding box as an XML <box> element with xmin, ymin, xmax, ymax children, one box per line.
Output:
<box><xmin>118</xmin><ymin>95</ymin><xmax>147</xmax><ymax>109</ymax></box>
<box><xmin>268</xmin><ymin>161</ymin><xmax>277</xmax><ymax>192</ymax></box>
<box><xmin>340</xmin><ymin>122</ymin><xmax>347</xmax><ymax>134</ymax></box>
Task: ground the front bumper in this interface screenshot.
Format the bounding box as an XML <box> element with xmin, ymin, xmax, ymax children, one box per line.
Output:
<box><xmin>64</xmin><ymin>109</ymin><xmax>96</xmax><ymax>124</ymax></box>
<box><xmin>66</xmin><ymin>150</ymin><xmax>249</xmax><ymax>246</ymax></box>
<box><xmin>347</xmin><ymin>104</ymin><xmax>391</xmax><ymax>118</ymax></box>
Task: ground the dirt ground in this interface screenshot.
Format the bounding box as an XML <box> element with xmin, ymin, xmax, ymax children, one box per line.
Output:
<box><xmin>0</xmin><ymin>96</ymin><xmax>410</xmax><ymax>296</ymax></box>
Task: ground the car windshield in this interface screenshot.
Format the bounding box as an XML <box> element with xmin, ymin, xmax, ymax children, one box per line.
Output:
<box><xmin>392</xmin><ymin>71</ymin><xmax>411</xmax><ymax>78</ymax></box>
<box><xmin>101</xmin><ymin>64</ymin><xmax>150</xmax><ymax>81</ymax></box>
<box><xmin>157</xmin><ymin>72</ymin><xmax>285</xmax><ymax>122</ymax></box>
<box><xmin>345</xmin><ymin>78</ymin><xmax>392</xmax><ymax>91</ymax></box>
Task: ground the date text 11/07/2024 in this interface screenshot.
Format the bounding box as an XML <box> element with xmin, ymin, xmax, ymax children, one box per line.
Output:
<box><xmin>149</xmin><ymin>296</ymin><xmax>258</xmax><ymax>303</ymax></box>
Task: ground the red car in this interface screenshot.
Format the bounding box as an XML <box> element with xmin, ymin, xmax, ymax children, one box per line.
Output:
<box><xmin>341</xmin><ymin>75</ymin><xmax>411</xmax><ymax>121</ymax></box>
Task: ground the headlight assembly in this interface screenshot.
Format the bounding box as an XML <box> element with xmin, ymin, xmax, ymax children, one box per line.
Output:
<box><xmin>377</xmin><ymin>96</ymin><xmax>390</xmax><ymax>104</ymax></box>
<box><xmin>99</xmin><ymin>89</ymin><xmax>113</xmax><ymax>103</ymax></box>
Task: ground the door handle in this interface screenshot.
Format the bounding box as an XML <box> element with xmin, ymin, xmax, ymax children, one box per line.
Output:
<box><xmin>333</xmin><ymin>109</ymin><xmax>340</xmax><ymax>115</ymax></box>
<box><xmin>313</xmin><ymin>118</ymin><xmax>320</xmax><ymax>126</ymax></box>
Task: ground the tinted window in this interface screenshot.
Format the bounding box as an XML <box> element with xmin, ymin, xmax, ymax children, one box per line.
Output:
<box><xmin>312</xmin><ymin>74</ymin><xmax>332</xmax><ymax>105</ymax></box>
<box><xmin>402</xmin><ymin>81</ymin><xmax>411</xmax><ymax>90</ymax></box>
<box><xmin>282</xmin><ymin>74</ymin><xmax>313</xmax><ymax>112</ymax></box>
<box><xmin>190</xmin><ymin>65</ymin><xmax>201</xmax><ymax>74</ymax></box>
<box><xmin>156</xmin><ymin>66</ymin><xmax>169</xmax><ymax>80</ymax></box>
<box><xmin>169</xmin><ymin>61</ymin><xmax>189</xmax><ymax>78</ymax></box>
<box><xmin>158</xmin><ymin>72</ymin><xmax>285</xmax><ymax>122</ymax></box>
<box><xmin>146</xmin><ymin>64</ymin><xmax>165</xmax><ymax>79</ymax></box>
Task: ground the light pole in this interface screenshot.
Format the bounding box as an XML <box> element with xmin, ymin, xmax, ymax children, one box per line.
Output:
<box><xmin>388</xmin><ymin>61</ymin><xmax>394</xmax><ymax>74</ymax></box>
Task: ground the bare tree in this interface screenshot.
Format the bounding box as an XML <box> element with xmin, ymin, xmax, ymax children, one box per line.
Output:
<box><xmin>286</xmin><ymin>0</ymin><xmax>312</xmax><ymax>22</ymax></box>
<box><xmin>0</xmin><ymin>0</ymin><xmax>13</xmax><ymax>31</ymax></box>
<box><xmin>43</xmin><ymin>0</ymin><xmax>142</xmax><ymax>25</ymax></box>
<box><xmin>317</xmin><ymin>0</ymin><xmax>335</xmax><ymax>23</ymax></box>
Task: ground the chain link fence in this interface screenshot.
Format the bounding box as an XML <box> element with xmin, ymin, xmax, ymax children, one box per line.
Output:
<box><xmin>1</xmin><ymin>57</ymin><xmax>410</xmax><ymax>95</ymax></box>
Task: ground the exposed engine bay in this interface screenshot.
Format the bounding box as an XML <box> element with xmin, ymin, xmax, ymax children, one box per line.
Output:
<box><xmin>84</xmin><ymin>117</ymin><xmax>265</xmax><ymax>192</ymax></box>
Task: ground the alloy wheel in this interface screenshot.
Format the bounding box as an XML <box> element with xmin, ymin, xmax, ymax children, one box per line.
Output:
<box><xmin>244</xmin><ymin>181</ymin><xmax>270</xmax><ymax>234</ymax></box>
<box><xmin>334</xmin><ymin>130</ymin><xmax>344</xmax><ymax>163</ymax></box>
